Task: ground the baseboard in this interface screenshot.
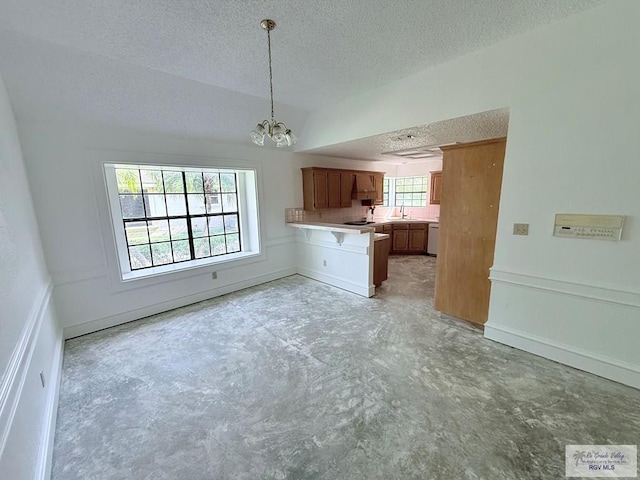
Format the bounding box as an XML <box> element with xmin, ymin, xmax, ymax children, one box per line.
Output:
<box><xmin>0</xmin><ymin>280</ymin><xmax>53</xmax><ymax>456</ymax></box>
<box><xmin>297</xmin><ymin>267</ymin><xmax>374</xmax><ymax>298</ymax></box>
<box><xmin>63</xmin><ymin>267</ymin><xmax>297</xmax><ymax>338</ymax></box>
<box><xmin>484</xmin><ymin>324</ymin><xmax>640</xmax><ymax>390</ymax></box>
<box><xmin>36</xmin><ymin>330</ymin><xmax>64</xmax><ymax>480</ymax></box>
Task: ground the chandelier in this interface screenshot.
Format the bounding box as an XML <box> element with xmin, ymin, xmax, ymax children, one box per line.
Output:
<box><xmin>250</xmin><ymin>19</ymin><xmax>297</xmax><ymax>148</ymax></box>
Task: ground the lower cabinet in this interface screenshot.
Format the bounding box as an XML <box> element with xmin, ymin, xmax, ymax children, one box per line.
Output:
<box><xmin>392</xmin><ymin>228</ymin><xmax>409</xmax><ymax>252</ymax></box>
<box><xmin>391</xmin><ymin>223</ymin><xmax>428</xmax><ymax>254</ymax></box>
<box><xmin>373</xmin><ymin>236</ymin><xmax>391</xmax><ymax>286</ymax></box>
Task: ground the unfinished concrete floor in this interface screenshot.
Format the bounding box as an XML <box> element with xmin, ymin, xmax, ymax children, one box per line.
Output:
<box><xmin>52</xmin><ymin>256</ymin><xmax>640</xmax><ymax>479</ymax></box>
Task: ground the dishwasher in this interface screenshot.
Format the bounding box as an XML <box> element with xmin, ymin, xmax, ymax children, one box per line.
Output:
<box><xmin>427</xmin><ymin>223</ymin><xmax>439</xmax><ymax>256</ymax></box>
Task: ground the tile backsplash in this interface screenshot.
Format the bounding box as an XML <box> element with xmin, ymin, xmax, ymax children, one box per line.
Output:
<box><xmin>285</xmin><ymin>203</ymin><xmax>440</xmax><ymax>223</ymax></box>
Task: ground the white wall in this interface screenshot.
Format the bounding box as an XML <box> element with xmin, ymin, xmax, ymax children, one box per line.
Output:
<box><xmin>292</xmin><ymin>227</ymin><xmax>374</xmax><ymax>298</ymax></box>
<box><xmin>0</xmin><ymin>72</ymin><xmax>62</xmax><ymax>480</ymax></box>
<box><xmin>299</xmin><ymin>0</ymin><xmax>640</xmax><ymax>388</ymax></box>
<box><xmin>17</xmin><ymin>120</ymin><xmax>310</xmax><ymax>337</ymax></box>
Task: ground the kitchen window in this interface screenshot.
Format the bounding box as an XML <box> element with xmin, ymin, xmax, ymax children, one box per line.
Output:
<box><xmin>104</xmin><ymin>163</ymin><xmax>261</xmax><ymax>281</ymax></box>
<box><xmin>383</xmin><ymin>176</ymin><xmax>428</xmax><ymax>207</ymax></box>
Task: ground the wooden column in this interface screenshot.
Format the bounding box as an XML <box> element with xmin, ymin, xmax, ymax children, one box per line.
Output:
<box><xmin>434</xmin><ymin>138</ymin><xmax>506</xmax><ymax>324</ymax></box>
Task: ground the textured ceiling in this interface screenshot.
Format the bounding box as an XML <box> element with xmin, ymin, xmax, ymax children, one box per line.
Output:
<box><xmin>0</xmin><ymin>0</ymin><xmax>605</xmax><ymax>148</ymax></box>
<box><xmin>305</xmin><ymin>108</ymin><xmax>510</xmax><ymax>163</ymax></box>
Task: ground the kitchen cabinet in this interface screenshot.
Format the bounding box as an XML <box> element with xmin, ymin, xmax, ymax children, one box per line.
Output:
<box><xmin>430</xmin><ymin>171</ymin><xmax>442</xmax><ymax>205</ymax></box>
<box><xmin>392</xmin><ymin>228</ymin><xmax>408</xmax><ymax>252</ymax></box>
<box><xmin>340</xmin><ymin>172</ymin><xmax>354</xmax><ymax>208</ymax></box>
<box><xmin>302</xmin><ymin>167</ymin><xmax>384</xmax><ymax>210</ymax></box>
<box><xmin>312</xmin><ymin>171</ymin><xmax>328</xmax><ymax>209</ymax></box>
<box><xmin>408</xmin><ymin>223</ymin><xmax>428</xmax><ymax>252</ymax></box>
<box><xmin>374</xmin><ymin>173</ymin><xmax>384</xmax><ymax>205</ymax></box>
<box><xmin>434</xmin><ymin>138</ymin><xmax>506</xmax><ymax>325</ymax></box>
<box><xmin>373</xmin><ymin>235</ymin><xmax>390</xmax><ymax>287</ymax></box>
<box><xmin>389</xmin><ymin>222</ymin><xmax>428</xmax><ymax>254</ymax></box>
<box><xmin>327</xmin><ymin>171</ymin><xmax>342</xmax><ymax>208</ymax></box>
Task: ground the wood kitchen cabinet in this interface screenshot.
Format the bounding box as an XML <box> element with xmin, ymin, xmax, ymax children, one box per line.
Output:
<box><xmin>391</xmin><ymin>223</ymin><xmax>409</xmax><ymax>251</ymax></box>
<box><xmin>373</xmin><ymin>236</ymin><xmax>391</xmax><ymax>287</ymax></box>
<box><xmin>340</xmin><ymin>172</ymin><xmax>354</xmax><ymax>208</ymax></box>
<box><xmin>301</xmin><ymin>167</ymin><xmax>384</xmax><ymax>210</ymax></box>
<box><xmin>327</xmin><ymin>171</ymin><xmax>341</xmax><ymax>208</ymax></box>
<box><xmin>408</xmin><ymin>223</ymin><xmax>428</xmax><ymax>252</ymax></box>
<box><xmin>374</xmin><ymin>173</ymin><xmax>384</xmax><ymax>205</ymax></box>
<box><xmin>391</xmin><ymin>222</ymin><xmax>428</xmax><ymax>254</ymax></box>
<box><xmin>392</xmin><ymin>228</ymin><xmax>409</xmax><ymax>252</ymax></box>
<box><xmin>434</xmin><ymin>138</ymin><xmax>506</xmax><ymax>325</ymax></box>
<box><xmin>430</xmin><ymin>171</ymin><xmax>442</xmax><ymax>205</ymax></box>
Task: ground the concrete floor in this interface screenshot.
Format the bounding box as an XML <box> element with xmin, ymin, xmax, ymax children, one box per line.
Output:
<box><xmin>52</xmin><ymin>256</ymin><xmax>640</xmax><ymax>479</ymax></box>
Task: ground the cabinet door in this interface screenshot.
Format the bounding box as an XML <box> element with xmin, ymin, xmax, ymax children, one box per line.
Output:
<box><xmin>340</xmin><ymin>172</ymin><xmax>354</xmax><ymax>207</ymax></box>
<box><xmin>374</xmin><ymin>174</ymin><xmax>384</xmax><ymax>205</ymax></box>
<box><xmin>393</xmin><ymin>229</ymin><xmax>408</xmax><ymax>252</ymax></box>
<box><xmin>430</xmin><ymin>171</ymin><xmax>443</xmax><ymax>205</ymax></box>
<box><xmin>408</xmin><ymin>229</ymin><xmax>426</xmax><ymax>252</ymax></box>
<box><xmin>327</xmin><ymin>172</ymin><xmax>341</xmax><ymax>208</ymax></box>
<box><xmin>313</xmin><ymin>172</ymin><xmax>328</xmax><ymax>209</ymax></box>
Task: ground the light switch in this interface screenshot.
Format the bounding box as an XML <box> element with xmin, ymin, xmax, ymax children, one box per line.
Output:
<box><xmin>513</xmin><ymin>223</ymin><xmax>529</xmax><ymax>236</ymax></box>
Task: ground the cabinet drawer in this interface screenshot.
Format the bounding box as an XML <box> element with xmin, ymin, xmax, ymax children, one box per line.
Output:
<box><xmin>409</xmin><ymin>223</ymin><xmax>428</xmax><ymax>230</ymax></box>
<box><xmin>393</xmin><ymin>223</ymin><xmax>409</xmax><ymax>230</ymax></box>
<box><xmin>382</xmin><ymin>224</ymin><xmax>393</xmax><ymax>233</ymax></box>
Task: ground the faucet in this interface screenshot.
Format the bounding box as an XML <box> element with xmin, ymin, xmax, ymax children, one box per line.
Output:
<box><xmin>400</xmin><ymin>205</ymin><xmax>408</xmax><ymax>219</ymax></box>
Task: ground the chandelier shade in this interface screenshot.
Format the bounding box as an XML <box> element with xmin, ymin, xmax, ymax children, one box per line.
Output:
<box><xmin>250</xmin><ymin>19</ymin><xmax>297</xmax><ymax>148</ymax></box>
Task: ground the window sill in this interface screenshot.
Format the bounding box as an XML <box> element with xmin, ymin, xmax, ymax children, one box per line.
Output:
<box><xmin>115</xmin><ymin>250</ymin><xmax>263</xmax><ymax>287</ymax></box>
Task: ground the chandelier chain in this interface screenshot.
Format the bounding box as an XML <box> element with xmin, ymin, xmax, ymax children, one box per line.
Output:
<box><xmin>267</xmin><ymin>28</ymin><xmax>275</xmax><ymax>122</ymax></box>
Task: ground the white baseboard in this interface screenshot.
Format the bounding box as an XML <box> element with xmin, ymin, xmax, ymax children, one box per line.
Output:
<box><xmin>485</xmin><ymin>324</ymin><xmax>640</xmax><ymax>390</ymax></box>
<box><xmin>297</xmin><ymin>267</ymin><xmax>374</xmax><ymax>298</ymax></box>
<box><xmin>36</xmin><ymin>330</ymin><xmax>64</xmax><ymax>480</ymax></box>
<box><xmin>63</xmin><ymin>267</ymin><xmax>297</xmax><ymax>338</ymax></box>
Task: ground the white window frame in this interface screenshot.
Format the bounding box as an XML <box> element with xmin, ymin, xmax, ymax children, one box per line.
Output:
<box><xmin>95</xmin><ymin>155</ymin><xmax>265</xmax><ymax>288</ymax></box>
<box><xmin>383</xmin><ymin>175</ymin><xmax>429</xmax><ymax>207</ymax></box>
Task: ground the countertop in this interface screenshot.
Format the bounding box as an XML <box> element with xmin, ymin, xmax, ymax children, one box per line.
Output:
<box><xmin>286</xmin><ymin>219</ymin><xmax>439</xmax><ymax>235</ymax></box>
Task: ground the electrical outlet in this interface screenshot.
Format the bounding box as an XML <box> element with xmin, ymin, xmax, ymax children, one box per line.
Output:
<box><xmin>211</xmin><ymin>271</ymin><xmax>217</xmax><ymax>280</ymax></box>
<box><xmin>39</xmin><ymin>371</ymin><xmax>45</xmax><ymax>388</ymax></box>
<box><xmin>322</xmin><ymin>260</ymin><xmax>327</xmax><ymax>267</ymax></box>
<box><xmin>513</xmin><ymin>223</ymin><xmax>529</xmax><ymax>236</ymax></box>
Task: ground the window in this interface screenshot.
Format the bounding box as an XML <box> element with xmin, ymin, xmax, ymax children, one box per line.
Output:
<box><xmin>104</xmin><ymin>163</ymin><xmax>260</xmax><ymax>280</ymax></box>
<box><xmin>383</xmin><ymin>176</ymin><xmax>428</xmax><ymax>207</ymax></box>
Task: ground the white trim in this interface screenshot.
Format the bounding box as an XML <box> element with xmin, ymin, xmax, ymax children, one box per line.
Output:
<box><xmin>265</xmin><ymin>235</ymin><xmax>296</xmax><ymax>248</ymax></box>
<box><xmin>35</xmin><ymin>330</ymin><xmax>64</xmax><ymax>480</ymax></box>
<box><xmin>297</xmin><ymin>267</ymin><xmax>374</xmax><ymax>298</ymax></box>
<box><xmin>63</xmin><ymin>268</ymin><xmax>296</xmax><ymax>339</ymax></box>
<box><xmin>50</xmin><ymin>236</ymin><xmax>295</xmax><ymax>287</ymax></box>
<box><xmin>490</xmin><ymin>267</ymin><xmax>640</xmax><ymax>308</ymax></box>
<box><xmin>89</xmin><ymin>150</ymin><xmax>268</xmax><ymax>296</ymax></box>
<box><xmin>484</xmin><ymin>324</ymin><xmax>640</xmax><ymax>390</ymax></box>
<box><xmin>0</xmin><ymin>280</ymin><xmax>53</xmax><ymax>458</ymax></box>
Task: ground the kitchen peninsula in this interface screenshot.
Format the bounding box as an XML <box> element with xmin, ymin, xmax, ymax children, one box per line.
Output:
<box><xmin>287</xmin><ymin>221</ymin><xmax>382</xmax><ymax>297</ymax></box>
<box><xmin>286</xmin><ymin>218</ymin><xmax>438</xmax><ymax>297</ymax></box>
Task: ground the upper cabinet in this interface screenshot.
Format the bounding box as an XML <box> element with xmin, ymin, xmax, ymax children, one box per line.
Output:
<box><xmin>429</xmin><ymin>171</ymin><xmax>443</xmax><ymax>205</ymax></box>
<box><xmin>301</xmin><ymin>167</ymin><xmax>384</xmax><ymax>210</ymax></box>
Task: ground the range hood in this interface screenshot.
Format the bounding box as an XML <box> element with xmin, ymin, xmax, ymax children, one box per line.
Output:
<box><xmin>352</xmin><ymin>174</ymin><xmax>377</xmax><ymax>200</ymax></box>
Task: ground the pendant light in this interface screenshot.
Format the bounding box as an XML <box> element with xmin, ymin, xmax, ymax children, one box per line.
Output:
<box><xmin>249</xmin><ymin>19</ymin><xmax>297</xmax><ymax>148</ymax></box>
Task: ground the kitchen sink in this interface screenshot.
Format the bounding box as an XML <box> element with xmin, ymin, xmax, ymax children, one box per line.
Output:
<box><xmin>343</xmin><ymin>221</ymin><xmax>376</xmax><ymax>225</ymax></box>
